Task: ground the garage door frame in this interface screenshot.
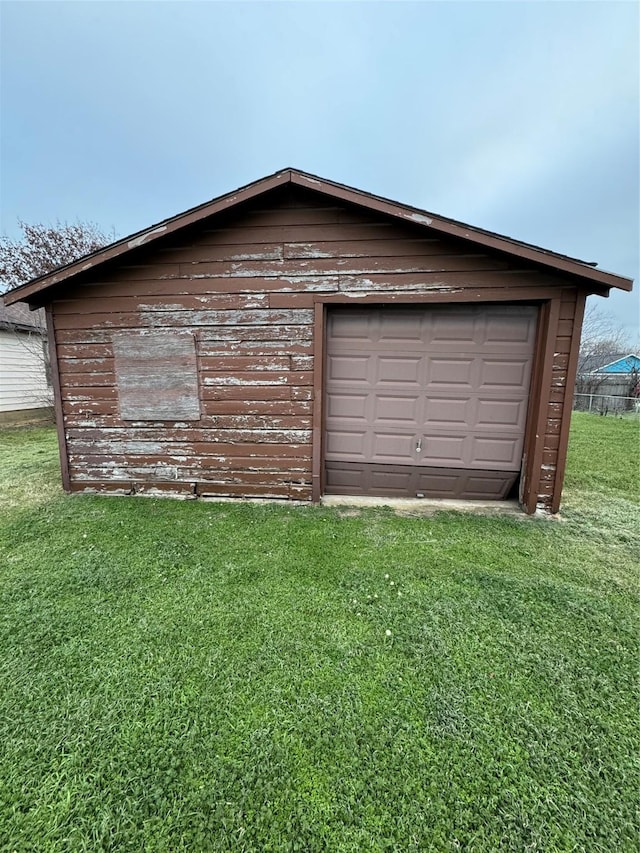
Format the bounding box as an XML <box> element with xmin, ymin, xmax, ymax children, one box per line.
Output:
<box><xmin>310</xmin><ymin>289</ymin><xmax>562</xmax><ymax>513</ymax></box>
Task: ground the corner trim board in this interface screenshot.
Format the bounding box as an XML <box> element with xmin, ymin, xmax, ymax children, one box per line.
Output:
<box><xmin>551</xmin><ymin>292</ymin><xmax>586</xmax><ymax>513</ymax></box>
<box><xmin>311</xmin><ymin>301</ymin><xmax>324</xmax><ymax>502</ymax></box>
<box><xmin>45</xmin><ymin>306</ymin><xmax>71</xmax><ymax>492</ymax></box>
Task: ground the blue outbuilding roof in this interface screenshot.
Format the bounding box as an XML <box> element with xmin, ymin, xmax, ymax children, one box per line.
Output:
<box><xmin>591</xmin><ymin>354</ymin><xmax>640</xmax><ymax>374</ymax></box>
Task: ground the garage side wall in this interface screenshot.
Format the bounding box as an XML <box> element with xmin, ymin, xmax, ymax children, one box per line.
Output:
<box><xmin>49</xmin><ymin>188</ymin><xmax>583</xmax><ymax>509</ymax></box>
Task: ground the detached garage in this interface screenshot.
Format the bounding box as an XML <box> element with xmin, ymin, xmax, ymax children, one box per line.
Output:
<box><xmin>3</xmin><ymin>168</ymin><xmax>632</xmax><ymax>513</ymax></box>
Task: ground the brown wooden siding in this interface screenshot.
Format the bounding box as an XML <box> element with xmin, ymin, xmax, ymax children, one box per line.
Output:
<box><xmin>51</xmin><ymin>187</ymin><xmax>585</xmax><ymax>508</ymax></box>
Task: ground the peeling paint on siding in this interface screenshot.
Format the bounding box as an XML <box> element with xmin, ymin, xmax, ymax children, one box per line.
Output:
<box><xmin>128</xmin><ymin>226</ymin><xmax>168</xmax><ymax>249</ymax></box>
<box><xmin>406</xmin><ymin>213</ymin><xmax>433</xmax><ymax>226</ymax></box>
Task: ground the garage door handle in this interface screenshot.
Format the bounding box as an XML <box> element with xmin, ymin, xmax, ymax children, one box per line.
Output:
<box><xmin>416</xmin><ymin>439</ymin><xmax>422</xmax><ymax>453</ymax></box>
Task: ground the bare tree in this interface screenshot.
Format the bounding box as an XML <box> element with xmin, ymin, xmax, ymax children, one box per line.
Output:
<box><xmin>576</xmin><ymin>304</ymin><xmax>637</xmax><ymax>413</ymax></box>
<box><xmin>579</xmin><ymin>303</ymin><xmax>634</xmax><ymax>361</ymax></box>
<box><xmin>0</xmin><ymin>219</ymin><xmax>112</xmax><ymax>293</ymax></box>
<box><xmin>0</xmin><ymin>220</ymin><xmax>112</xmax><ymax>415</ymax></box>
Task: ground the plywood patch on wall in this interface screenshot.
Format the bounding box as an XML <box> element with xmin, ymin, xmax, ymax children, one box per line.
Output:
<box><xmin>112</xmin><ymin>331</ymin><xmax>200</xmax><ymax>421</ymax></box>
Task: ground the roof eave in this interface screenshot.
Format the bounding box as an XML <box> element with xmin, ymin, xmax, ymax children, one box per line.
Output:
<box><xmin>289</xmin><ymin>172</ymin><xmax>633</xmax><ymax>292</ymax></box>
<box><xmin>3</xmin><ymin>168</ymin><xmax>294</xmax><ymax>306</ymax></box>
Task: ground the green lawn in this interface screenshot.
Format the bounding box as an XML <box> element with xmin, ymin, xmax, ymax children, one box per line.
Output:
<box><xmin>0</xmin><ymin>413</ymin><xmax>638</xmax><ymax>852</ymax></box>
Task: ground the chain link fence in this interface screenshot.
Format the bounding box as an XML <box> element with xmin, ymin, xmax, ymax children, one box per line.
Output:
<box><xmin>573</xmin><ymin>393</ymin><xmax>640</xmax><ymax>416</ymax></box>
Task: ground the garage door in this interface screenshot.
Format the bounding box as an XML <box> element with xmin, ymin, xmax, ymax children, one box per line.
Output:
<box><xmin>324</xmin><ymin>304</ymin><xmax>538</xmax><ymax>499</ymax></box>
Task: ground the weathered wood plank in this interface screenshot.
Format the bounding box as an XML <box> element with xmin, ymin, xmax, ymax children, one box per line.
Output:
<box><xmin>197</xmin><ymin>482</ymin><xmax>310</xmax><ymax>499</ymax></box>
<box><xmin>63</xmin><ymin>413</ymin><xmax>312</xmax><ymax>430</ymax></box>
<box><xmin>54</xmin><ymin>293</ymin><xmax>269</xmax><ymax>314</ymax></box>
<box><xmin>290</xmin><ymin>355</ymin><xmax>314</xmax><ymax>371</ymax></box>
<box><xmin>56</xmin><ymin>325</ymin><xmax>314</xmax><ymax>345</ymax></box>
<box><xmin>545</xmin><ymin>418</ymin><xmax>562</xmax><ymax>435</ymax></box>
<box><xmin>61</xmin><ymin>276</ymin><xmax>340</xmax><ymax>300</ymax></box>
<box><xmin>553</xmin><ymin>353</ymin><xmax>570</xmax><ymax>370</ymax></box>
<box><xmin>291</xmin><ymin>386</ymin><xmax>313</xmax><ymax>401</ymax></box>
<box><xmin>58</xmin><ymin>357</ymin><xmax>113</xmax><ymax>373</ymax></box>
<box><xmin>157</xmin><ymin>236</ymin><xmax>451</xmax><ymax>264</ymax></box>
<box><xmin>197</xmin><ymin>325</ymin><xmax>313</xmax><ymax>342</ymax></box>
<box><xmin>58</xmin><ymin>372</ymin><xmax>115</xmax><ymax>387</ymax></box>
<box><xmin>227</xmin><ymin>205</ymin><xmax>371</xmax><ymax>228</ymax></box>
<box><xmin>158</xmin><ymin>243</ymin><xmax>285</xmax><ymax>263</ymax></box>
<box><xmin>61</xmin><ymin>269</ymin><xmax>555</xmax><ymax>302</ymax></box>
<box><xmin>54</xmin><ymin>309</ymin><xmax>315</xmax><ymax>330</ymax></box>
<box><xmin>177</xmin><ymin>255</ymin><xmax>508</xmax><ymax>279</ymax></box>
<box><xmin>283</xmin><ymin>238</ymin><xmax>445</xmax><ymax>259</ymax></box>
<box><xmin>198</xmin><ymin>221</ymin><xmax>423</xmax><ymax>245</ymax></box>
<box><xmin>66</xmin><ymin>427</ymin><xmax>313</xmax><ymax>443</ymax></box>
<box><xmin>57</xmin><ymin>344</ymin><xmax>114</xmax><ymax>359</ymax></box>
<box><xmin>68</xmin><ymin>479</ymin><xmax>313</xmax><ymax>500</ymax></box>
<box><xmin>548</xmin><ymin>386</ymin><xmax>566</xmax><ymax>404</ymax></box>
<box><xmin>202</xmin><ymin>400</ymin><xmax>313</xmax><ymax>416</ymax></box>
<box><xmin>201</xmin><ymin>371</ymin><xmax>312</xmax><ymax>387</ymax></box>
<box><xmin>62</xmin><ymin>387</ymin><xmax>118</xmax><ymax>401</ymax></box>
<box><xmin>197</xmin><ymin>355</ymin><xmax>291</xmax><ymax>371</ymax></box>
<box><xmin>69</xmin><ymin>481</ymin><xmax>134</xmax><ymax>494</ymax></box>
<box><xmin>200</xmin><ymin>386</ymin><xmax>293</xmax><ymax>401</ymax></box>
<box><xmin>68</xmin><ymin>457</ymin><xmax>312</xmax><ymax>475</ymax></box>
<box><xmin>555</xmin><ymin>336</ymin><xmax>572</xmax><ymax>355</ymax></box>
<box><xmin>269</xmin><ymin>293</ymin><xmax>316</xmax><ymax>309</ymax></box>
<box><xmin>560</xmin><ymin>287</ymin><xmax>578</xmax><ymax>304</ymax></box>
<box><xmin>197</xmin><ymin>340</ymin><xmax>313</xmax><ymax>356</ymax></box>
<box><xmin>559</xmin><ymin>300</ymin><xmax>578</xmax><ymax>320</ymax></box>
<box><xmin>62</xmin><ymin>399</ymin><xmax>119</xmax><ymax>416</ymax></box>
<box><xmin>66</xmin><ymin>440</ymin><xmax>311</xmax><ymax>458</ymax></box>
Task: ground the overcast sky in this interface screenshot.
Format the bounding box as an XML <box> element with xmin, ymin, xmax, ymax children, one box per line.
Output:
<box><xmin>1</xmin><ymin>0</ymin><xmax>638</xmax><ymax>339</ymax></box>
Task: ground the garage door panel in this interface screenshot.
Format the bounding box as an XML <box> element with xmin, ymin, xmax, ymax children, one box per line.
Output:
<box><xmin>326</xmin><ymin>392</ymin><xmax>369</xmax><ymax>420</ymax></box>
<box><xmin>416</xmin><ymin>469</ymin><xmax>514</xmax><ymax>499</ymax></box>
<box><xmin>325</xmin><ymin>430</ymin><xmax>369</xmax><ymax>460</ymax></box>
<box><xmin>479</xmin><ymin>358</ymin><xmax>532</xmax><ymax>389</ymax></box>
<box><xmin>377</xmin><ymin>355</ymin><xmax>422</xmax><ymax>384</ymax></box>
<box><xmin>327</xmin><ymin>354</ymin><xmax>371</xmax><ymax>383</ymax></box>
<box><xmin>374</xmin><ymin>394</ymin><xmax>419</xmax><ymax>423</ymax></box>
<box><xmin>428</xmin><ymin>357</ymin><xmax>475</xmax><ymax>387</ymax></box>
<box><xmin>429</xmin><ymin>310</ymin><xmax>483</xmax><ymax>345</ymax></box>
<box><xmin>485</xmin><ymin>311</ymin><xmax>537</xmax><ymax>345</ymax></box>
<box><xmin>423</xmin><ymin>397</ymin><xmax>472</xmax><ymax>427</ymax></box>
<box><xmin>371</xmin><ymin>431</ymin><xmax>416</xmax><ymax>462</ymax></box>
<box><xmin>475</xmin><ymin>398</ymin><xmax>528</xmax><ymax>429</ymax></box>
<box><xmin>471</xmin><ymin>435</ymin><xmax>521</xmax><ymax>467</ymax></box>
<box><xmin>371</xmin><ymin>468</ymin><xmax>413</xmax><ymax>492</ymax></box>
<box><xmin>325</xmin><ymin>304</ymin><xmax>537</xmax><ymax>499</ymax></box>
<box><xmin>324</xmin><ymin>463</ymin><xmax>366</xmax><ymax>492</ymax></box>
<box><xmin>422</xmin><ymin>434</ymin><xmax>468</xmax><ymax>466</ymax></box>
<box><xmin>325</xmin><ymin>462</ymin><xmax>517</xmax><ymax>500</ymax></box>
<box><xmin>377</xmin><ymin>311</ymin><xmax>424</xmax><ymax>343</ymax></box>
<box><xmin>330</xmin><ymin>312</ymin><xmax>374</xmax><ymax>340</ymax></box>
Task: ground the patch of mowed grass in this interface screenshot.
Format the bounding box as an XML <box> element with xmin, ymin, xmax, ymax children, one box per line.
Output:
<box><xmin>564</xmin><ymin>411</ymin><xmax>639</xmax><ymax>498</ymax></box>
<box><xmin>0</xmin><ymin>422</ymin><xmax>638</xmax><ymax>852</ymax></box>
<box><xmin>0</xmin><ymin>426</ymin><xmax>60</xmax><ymax>511</ymax></box>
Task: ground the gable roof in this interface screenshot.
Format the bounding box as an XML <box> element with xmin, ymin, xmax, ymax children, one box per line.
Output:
<box><xmin>3</xmin><ymin>167</ymin><xmax>634</xmax><ymax>307</ymax></box>
<box><xmin>587</xmin><ymin>354</ymin><xmax>640</xmax><ymax>374</ymax></box>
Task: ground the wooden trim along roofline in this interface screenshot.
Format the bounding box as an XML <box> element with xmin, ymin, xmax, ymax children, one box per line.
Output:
<box><xmin>3</xmin><ymin>168</ymin><xmax>633</xmax><ymax>307</ymax></box>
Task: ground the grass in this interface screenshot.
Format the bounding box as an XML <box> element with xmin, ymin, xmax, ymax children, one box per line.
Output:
<box><xmin>0</xmin><ymin>412</ymin><xmax>638</xmax><ymax>852</ymax></box>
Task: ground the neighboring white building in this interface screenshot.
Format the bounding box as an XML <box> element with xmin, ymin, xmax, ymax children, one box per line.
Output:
<box><xmin>0</xmin><ymin>301</ymin><xmax>54</xmax><ymax>424</ymax></box>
